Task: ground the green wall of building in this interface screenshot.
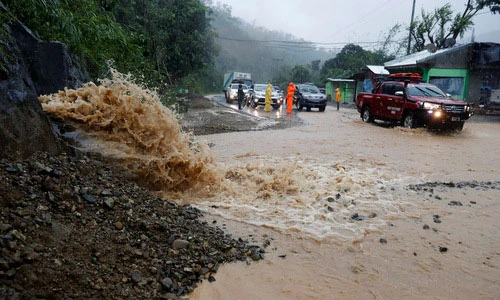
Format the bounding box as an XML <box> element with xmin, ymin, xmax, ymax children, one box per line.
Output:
<box><xmin>422</xmin><ymin>68</ymin><xmax>469</xmax><ymax>100</ymax></box>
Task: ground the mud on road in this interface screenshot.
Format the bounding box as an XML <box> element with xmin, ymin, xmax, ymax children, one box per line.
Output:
<box><xmin>179</xmin><ymin>95</ymin><xmax>304</xmax><ymax>135</ymax></box>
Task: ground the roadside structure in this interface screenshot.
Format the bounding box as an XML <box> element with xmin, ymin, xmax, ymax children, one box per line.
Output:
<box><xmin>325</xmin><ymin>78</ymin><xmax>356</xmax><ymax>104</ymax></box>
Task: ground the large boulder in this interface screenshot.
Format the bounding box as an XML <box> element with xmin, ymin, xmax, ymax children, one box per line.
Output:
<box><xmin>0</xmin><ymin>24</ymin><xmax>59</xmax><ymax>158</ymax></box>
<box><xmin>0</xmin><ymin>5</ymin><xmax>84</xmax><ymax>159</ymax></box>
<box><xmin>10</xmin><ymin>21</ymin><xmax>84</xmax><ymax>95</ymax></box>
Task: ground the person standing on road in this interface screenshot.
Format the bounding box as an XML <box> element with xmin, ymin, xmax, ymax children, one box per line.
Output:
<box><xmin>335</xmin><ymin>87</ymin><xmax>341</xmax><ymax>111</ymax></box>
<box><xmin>237</xmin><ymin>83</ymin><xmax>245</xmax><ymax>110</ymax></box>
<box><xmin>286</xmin><ymin>82</ymin><xmax>296</xmax><ymax>114</ymax></box>
<box><xmin>264</xmin><ymin>83</ymin><xmax>273</xmax><ymax>112</ymax></box>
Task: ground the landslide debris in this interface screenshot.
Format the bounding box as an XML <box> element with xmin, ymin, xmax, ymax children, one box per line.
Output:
<box><xmin>0</xmin><ymin>152</ymin><xmax>260</xmax><ymax>299</ymax></box>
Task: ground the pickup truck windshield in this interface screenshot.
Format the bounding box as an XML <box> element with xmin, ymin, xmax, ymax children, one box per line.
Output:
<box><xmin>407</xmin><ymin>85</ymin><xmax>447</xmax><ymax>97</ymax></box>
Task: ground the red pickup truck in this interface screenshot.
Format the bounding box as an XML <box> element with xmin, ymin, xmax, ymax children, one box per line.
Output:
<box><xmin>356</xmin><ymin>74</ymin><xmax>473</xmax><ymax>131</ymax></box>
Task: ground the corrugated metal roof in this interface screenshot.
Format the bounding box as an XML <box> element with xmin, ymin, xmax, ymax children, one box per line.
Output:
<box><xmin>384</xmin><ymin>43</ymin><xmax>470</xmax><ymax>68</ymax></box>
<box><xmin>364</xmin><ymin>65</ymin><xmax>389</xmax><ymax>75</ymax></box>
<box><xmin>327</xmin><ymin>78</ymin><xmax>355</xmax><ymax>82</ymax></box>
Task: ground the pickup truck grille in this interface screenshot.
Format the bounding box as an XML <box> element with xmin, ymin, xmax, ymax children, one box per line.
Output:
<box><xmin>443</xmin><ymin>104</ymin><xmax>466</xmax><ymax>113</ymax></box>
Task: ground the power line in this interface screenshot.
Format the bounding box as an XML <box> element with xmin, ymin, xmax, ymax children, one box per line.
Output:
<box><xmin>216</xmin><ymin>36</ymin><xmax>391</xmax><ymax>46</ymax></box>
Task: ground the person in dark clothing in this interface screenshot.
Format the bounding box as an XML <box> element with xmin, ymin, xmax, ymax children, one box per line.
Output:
<box><xmin>237</xmin><ymin>83</ymin><xmax>245</xmax><ymax>110</ymax></box>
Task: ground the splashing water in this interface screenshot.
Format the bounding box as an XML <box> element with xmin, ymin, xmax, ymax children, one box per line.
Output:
<box><xmin>39</xmin><ymin>71</ymin><xmax>416</xmax><ymax>241</ymax></box>
<box><xmin>39</xmin><ymin>69</ymin><xmax>222</xmax><ymax>191</ymax></box>
<box><xmin>180</xmin><ymin>155</ymin><xmax>416</xmax><ymax>240</ymax></box>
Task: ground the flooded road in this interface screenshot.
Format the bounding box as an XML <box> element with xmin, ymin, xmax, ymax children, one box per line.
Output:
<box><xmin>189</xmin><ymin>102</ymin><xmax>500</xmax><ymax>299</ymax></box>
<box><xmin>38</xmin><ymin>76</ymin><xmax>499</xmax><ymax>300</ymax></box>
<box><xmin>212</xmin><ymin>94</ymin><xmax>288</xmax><ymax>120</ymax></box>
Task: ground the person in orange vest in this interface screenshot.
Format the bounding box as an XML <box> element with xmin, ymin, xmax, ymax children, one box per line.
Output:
<box><xmin>264</xmin><ymin>83</ymin><xmax>273</xmax><ymax>112</ymax></box>
<box><xmin>335</xmin><ymin>87</ymin><xmax>341</xmax><ymax>111</ymax></box>
<box><xmin>286</xmin><ymin>82</ymin><xmax>296</xmax><ymax>114</ymax></box>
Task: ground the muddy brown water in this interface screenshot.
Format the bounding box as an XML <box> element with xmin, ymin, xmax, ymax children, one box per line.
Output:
<box><xmin>38</xmin><ymin>74</ymin><xmax>499</xmax><ymax>299</ymax></box>
<box><xmin>189</xmin><ymin>106</ymin><xmax>500</xmax><ymax>300</ymax></box>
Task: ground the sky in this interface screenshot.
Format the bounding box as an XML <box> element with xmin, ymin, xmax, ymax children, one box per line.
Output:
<box><xmin>215</xmin><ymin>0</ymin><xmax>500</xmax><ymax>51</ymax></box>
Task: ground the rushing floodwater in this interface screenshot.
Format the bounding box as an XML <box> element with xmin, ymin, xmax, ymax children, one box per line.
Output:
<box><xmin>40</xmin><ymin>72</ymin><xmax>500</xmax><ymax>300</ymax></box>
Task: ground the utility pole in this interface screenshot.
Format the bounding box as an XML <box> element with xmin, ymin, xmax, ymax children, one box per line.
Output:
<box><xmin>407</xmin><ymin>0</ymin><xmax>416</xmax><ymax>55</ymax></box>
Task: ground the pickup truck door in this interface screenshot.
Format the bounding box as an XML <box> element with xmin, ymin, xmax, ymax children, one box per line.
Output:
<box><xmin>379</xmin><ymin>83</ymin><xmax>404</xmax><ymax>120</ymax></box>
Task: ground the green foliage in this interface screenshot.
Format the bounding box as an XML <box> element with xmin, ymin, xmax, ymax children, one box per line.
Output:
<box><xmin>476</xmin><ymin>0</ymin><xmax>500</xmax><ymax>14</ymax></box>
<box><xmin>271</xmin><ymin>64</ymin><xmax>293</xmax><ymax>92</ymax></box>
<box><xmin>311</xmin><ymin>60</ymin><xmax>321</xmax><ymax>72</ymax></box>
<box><xmin>3</xmin><ymin>0</ymin><xmax>403</xmax><ymax>102</ymax></box>
<box><xmin>291</xmin><ymin>65</ymin><xmax>311</xmax><ymax>83</ymax></box>
<box><xmin>116</xmin><ymin>0</ymin><xmax>217</xmax><ymax>81</ymax></box>
<box><xmin>4</xmin><ymin>0</ymin><xmax>218</xmax><ymax>87</ymax></box>
<box><xmin>319</xmin><ymin>44</ymin><xmax>394</xmax><ymax>82</ymax></box>
<box><xmin>3</xmin><ymin>0</ymin><xmax>220</xmax><ymax>112</ymax></box>
<box><xmin>3</xmin><ymin>0</ymin><xmax>138</xmax><ymax>75</ymax></box>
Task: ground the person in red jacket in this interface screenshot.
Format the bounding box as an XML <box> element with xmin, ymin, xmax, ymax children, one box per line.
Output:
<box><xmin>286</xmin><ymin>82</ymin><xmax>296</xmax><ymax>114</ymax></box>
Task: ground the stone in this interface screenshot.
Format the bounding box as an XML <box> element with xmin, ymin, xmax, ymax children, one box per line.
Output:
<box><xmin>172</xmin><ymin>239</ymin><xmax>190</xmax><ymax>250</ymax></box>
<box><xmin>0</xmin><ymin>12</ymin><xmax>84</xmax><ymax>159</ymax></box>
<box><xmin>114</xmin><ymin>221</ymin><xmax>124</xmax><ymax>230</ymax></box>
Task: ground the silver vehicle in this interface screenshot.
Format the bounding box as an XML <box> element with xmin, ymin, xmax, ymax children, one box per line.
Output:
<box><xmin>226</xmin><ymin>83</ymin><xmax>249</xmax><ymax>103</ymax></box>
<box><xmin>248</xmin><ymin>84</ymin><xmax>283</xmax><ymax>109</ymax></box>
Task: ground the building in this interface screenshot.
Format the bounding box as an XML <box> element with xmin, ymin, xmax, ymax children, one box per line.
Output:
<box><xmin>325</xmin><ymin>78</ymin><xmax>356</xmax><ymax>103</ymax></box>
<box><xmin>350</xmin><ymin>65</ymin><xmax>390</xmax><ymax>97</ymax></box>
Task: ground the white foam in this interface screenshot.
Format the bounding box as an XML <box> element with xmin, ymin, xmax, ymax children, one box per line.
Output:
<box><xmin>181</xmin><ymin>155</ymin><xmax>417</xmax><ymax>241</ymax></box>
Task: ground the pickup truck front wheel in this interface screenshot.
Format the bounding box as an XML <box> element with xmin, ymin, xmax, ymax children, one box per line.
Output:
<box><xmin>361</xmin><ymin>106</ymin><xmax>373</xmax><ymax>123</ymax></box>
<box><xmin>402</xmin><ymin>112</ymin><xmax>416</xmax><ymax>128</ymax></box>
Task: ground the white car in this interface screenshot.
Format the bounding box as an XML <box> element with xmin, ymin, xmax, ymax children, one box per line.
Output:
<box><xmin>226</xmin><ymin>83</ymin><xmax>249</xmax><ymax>103</ymax></box>
<box><xmin>248</xmin><ymin>84</ymin><xmax>283</xmax><ymax>109</ymax></box>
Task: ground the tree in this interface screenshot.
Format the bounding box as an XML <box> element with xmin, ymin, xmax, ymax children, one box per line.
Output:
<box><xmin>410</xmin><ymin>0</ymin><xmax>500</xmax><ymax>52</ymax></box>
<box><xmin>114</xmin><ymin>0</ymin><xmax>218</xmax><ymax>83</ymax></box>
<box><xmin>5</xmin><ymin>0</ymin><xmax>218</xmax><ymax>88</ymax></box>
<box><xmin>319</xmin><ymin>44</ymin><xmax>393</xmax><ymax>81</ymax></box>
<box><xmin>477</xmin><ymin>0</ymin><xmax>500</xmax><ymax>13</ymax></box>
<box><xmin>291</xmin><ymin>65</ymin><xmax>311</xmax><ymax>83</ymax></box>
<box><xmin>311</xmin><ymin>60</ymin><xmax>321</xmax><ymax>72</ymax></box>
<box><xmin>3</xmin><ymin>0</ymin><xmax>140</xmax><ymax>77</ymax></box>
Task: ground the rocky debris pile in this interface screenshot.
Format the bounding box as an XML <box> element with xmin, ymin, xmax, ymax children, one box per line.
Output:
<box><xmin>0</xmin><ymin>152</ymin><xmax>263</xmax><ymax>299</ymax></box>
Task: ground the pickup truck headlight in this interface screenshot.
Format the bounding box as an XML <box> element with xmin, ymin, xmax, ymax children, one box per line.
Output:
<box><xmin>423</xmin><ymin>102</ymin><xmax>441</xmax><ymax>110</ymax></box>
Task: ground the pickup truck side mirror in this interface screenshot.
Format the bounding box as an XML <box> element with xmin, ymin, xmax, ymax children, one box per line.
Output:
<box><xmin>395</xmin><ymin>91</ymin><xmax>404</xmax><ymax>96</ymax></box>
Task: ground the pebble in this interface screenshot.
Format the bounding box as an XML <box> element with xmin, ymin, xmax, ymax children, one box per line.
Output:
<box><xmin>439</xmin><ymin>247</ymin><xmax>448</xmax><ymax>253</ymax></box>
<box><xmin>433</xmin><ymin>215</ymin><xmax>442</xmax><ymax>223</ymax></box>
<box><xmin>114</xmin><ymin>221</ymin><xmax>123</xmax><ymax>230</ymax></box>
<box><xmin>172</xmin><ymin>239</ymin><xmax>190</xmax><ymax>250</ymax></box>
<box><xmin>351</xmin><ymin>213</ymin><xmax>365</xmax><ymax>221</ymax></box>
